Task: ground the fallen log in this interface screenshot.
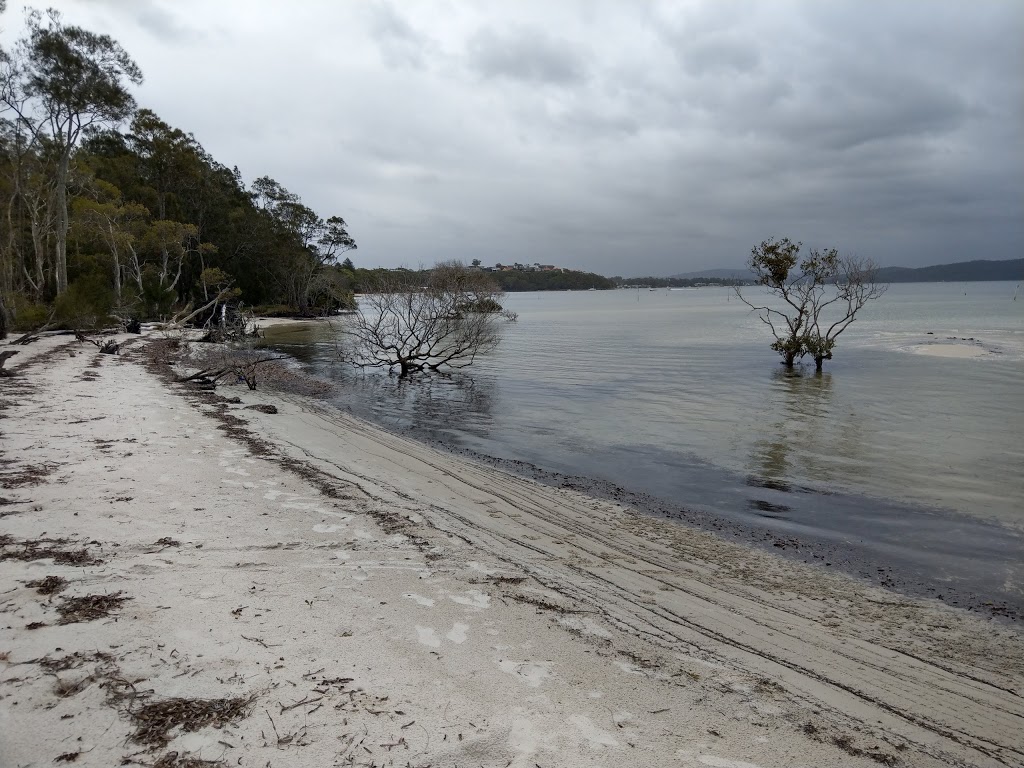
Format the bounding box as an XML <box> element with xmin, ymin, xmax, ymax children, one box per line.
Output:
<box><xmin>0</xmin><ymin>350</ymin><xmax>18</xmax><ymax>376</ymax></box>
<box><xmin>74</xmin><ymin>332</ymin><xmax>120</xmax><ymax>354</ymax></box>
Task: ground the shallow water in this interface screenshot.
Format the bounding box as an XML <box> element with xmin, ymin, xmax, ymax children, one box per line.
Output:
<box><xmin>264</xmin><ymin>281</ymin><xmax>1024</xmax><ymax>613</ymax></box>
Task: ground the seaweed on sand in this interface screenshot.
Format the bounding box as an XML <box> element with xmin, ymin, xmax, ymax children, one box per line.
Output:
<box><xmin>128</xmin><ymin>695</ymin><xmax>256</xmax><ymax>747</ymax></box>
<box><xmin>56</xmin><ymin>592</ymin><xmax>129</xmax><ymax>624</ymax></box>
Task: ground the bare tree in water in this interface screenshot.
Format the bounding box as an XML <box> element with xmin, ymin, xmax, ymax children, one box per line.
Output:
<box><xmin>737</xmin><ymin>238</ymin><xmax>886</xmax><ymax>370</ymax></box>
<box><xmin>342</xmin><ymin>262</ymin><xmax>511</xmax><ymax>377</ymax></box>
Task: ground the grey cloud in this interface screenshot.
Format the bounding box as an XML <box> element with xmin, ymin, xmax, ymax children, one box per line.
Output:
<box><xmin>73</xmin><ymin>0</ymin><xmax>202</xmax><ymax>42</ymax></box>
<box><xmin>776</xmin><ymin>72</ymin><xmax>970</xmax><ymax>152</ymax></box>
<box><xmin>467</xmin><ymin>25</ymin><xmax>587</xmax><ymax>85</ymax></box>
<box><xmin>365</xmin><ymin>2</ymin><xmax>431</xmax><ymax>69</ymax></box>
<box><xmin>134</xmin><ymin>3</ymin><xmax>199</xmax><ymax>42</ymax></box>
<box><xmin>679</xmin><ymin>36</ymin><xmax>760</xmax><ymax>76</ymax></box>
<box><xmin>33</xmin><ymin>0</ymin><xmax>1022</xmax><ymax>276</ymax></box>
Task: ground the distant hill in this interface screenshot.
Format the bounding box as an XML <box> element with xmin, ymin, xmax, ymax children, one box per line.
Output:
<box><xmin>874</xmin><ymin>258</ymin><xmax>1023</xmax><ymax>283</ymax></box>
<box><xmin>669</xmin><ymin>258</ymin><xmax>1022</xmax><ymax>283</ymax></box>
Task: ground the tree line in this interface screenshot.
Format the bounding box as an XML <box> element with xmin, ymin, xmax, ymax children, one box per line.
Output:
<box><xmin>0</xmin><ymin>7</ymin><xmax>357</xmax><ymax>337</ymax></box>
<box><xmin>613</xmin><ymin>276</ymin><xmax>749</xmax><ymax>288</ymax></box>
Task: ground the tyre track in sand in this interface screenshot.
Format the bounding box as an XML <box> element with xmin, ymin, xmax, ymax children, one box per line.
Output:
<box><xmin>254</xmin><ymin>394</ymin><xmax>1024</xmax><ymax>767</ymax></box>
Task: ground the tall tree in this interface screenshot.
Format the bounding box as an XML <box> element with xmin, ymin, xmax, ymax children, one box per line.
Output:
<box><xmin>1</xmin><ymin>8</ymin><xmax>142</xmax><ymax>294</ymax></box>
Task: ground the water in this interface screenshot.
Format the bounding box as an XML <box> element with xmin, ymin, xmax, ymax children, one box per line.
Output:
<box><xmin>264</xmin><ymin>281</ymin><xmax>1024</xmax><ymax>615</ymax></box>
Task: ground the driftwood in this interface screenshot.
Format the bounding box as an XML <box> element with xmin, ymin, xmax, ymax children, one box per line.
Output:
<box><xmin>75</xmin><ymin>332</ymin><xmax>120</xmax><ymax>355</ymax></box>
<box><xmin>162</xmin><ymin>286</ymin><xmax>238</xmax><ymax>330</ymax></box>
<box><xmin>12</xmin><ymin>330</ymin><xmax>43</xmax><ymax>345</ymax></box>
<box><xmin>0</xmin><ymin>350</ymin><xmax>18</xmax><ymax>376</ymax></box>
<box><xmin>178</xmin><ymin>367</ymin><xmax>229</xmax><ymax>390</ymax></box>
<box><xmin>177</xmin><ymin>353</ymin><xmax>288</xmax><ymax>392</ymax></box>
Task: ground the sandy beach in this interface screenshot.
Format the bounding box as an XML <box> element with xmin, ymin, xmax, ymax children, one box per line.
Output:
<box><xmin>1</xmin><ymin>331</ymin><xmax>1021</xmax><ymax>768</ymax></box>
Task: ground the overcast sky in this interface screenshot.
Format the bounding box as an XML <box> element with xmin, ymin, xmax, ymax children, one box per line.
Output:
<box><xmin>3</xmin><ymin>1</ymin><xmax>1021</xmax><ymax>276</ymax></box>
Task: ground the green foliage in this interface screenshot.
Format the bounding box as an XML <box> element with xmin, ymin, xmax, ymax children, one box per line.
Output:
<box><xmin>140</xmin><ymin>264</ymin><xmax>175</xmax><ymax>317</ymax></box>
<box><xmin>615</xmin><ymin>276</ymin><xmax>748</xmax><ymax>288</ymax></box>
<box><xmin>54</xmin><ymin>272</ymin><xmax>114</xmax><ymax>328</ymax></box>
<box><xmin>751</xmin><ymin>237</ymin><xmax>802</xmax><ymax>288</ymax></box>
<box><xmin>1</xmin><ymin>13</ymin><xmax>358</xmax><ymax>323</ymax></box>
<box><xmin>491</xmin><ymin>269</ymin><xmax>614</xmax><ymax>291</ymax></box>
<box><xmin>9</xmin><ymin>294</ymin><xmax>51</xmax><ymax>331</ymax></box>
<box><xmin>457</xmin><ymin>296</ymin><xmax>504</xmax><ymax>314</ymax></box>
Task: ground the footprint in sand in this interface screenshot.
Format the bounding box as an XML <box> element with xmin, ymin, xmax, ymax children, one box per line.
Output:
<box><xmin>281</xmin><ymin>501</ymin><xmax>324</xmax><ymax>512</ymax></box>
<box><xmin>497</xmin><ymin>659</ymin><xmax>550</xmax><ymax>687</ymax></box>
<box><xmin>446</xmin><ymin>623</ymin><xmax>469</xmax><ymax>644</ymax></box>
<box><xmin>415</xmin><ymin>626</ymin><xmax>441</xmax><ymax>648</ymax></box>
<box><xmin>697</xmin><ymin>757</ymin><xmax>766</xmax><ymax>768</ymax></box>
<box><xmin>413</xmin><ymin>622</ymin><xmax>469</xmax><ymax>647</ymax></box>
<box><xmin>450</xmin><ymin>590</ymin><xmax>490</xmax><ymax>610</ymax></box>
<box><xmin>569</xmin><ymin>714</ymin><xmax>619</xmax><ymax>748</ymax></box>
<box><xmin>320</xmin><ymin>510</ymin><xmax>352</xmax><ymax>520</ymax></box>
<box><xmin>614</xmin><ymin>660</ymin><xmax>644</xmax><ymax>676</ymax></box>
<box><xmin>403</xmin><ymin>593</ymin><xmax>436</xmax><ymax>607</ymax></box>
<box><xmin>313</xmin><ymin>523</ymin><xmax>347</xmax><ymax>533</ymax></box>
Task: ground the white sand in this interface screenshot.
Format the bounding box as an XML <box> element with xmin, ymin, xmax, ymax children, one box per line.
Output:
<box><xmin>1</xmin><ymin>333</ymin><xmax>1021</xmax><ymax>767</ymax></box>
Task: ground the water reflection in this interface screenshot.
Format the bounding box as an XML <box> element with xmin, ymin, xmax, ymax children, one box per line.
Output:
<box><xmin>352</xmin><ymin>372</ymin><xmax>497</xmax><ymax>440</ymax></box>
<box><xmin>264</xmin><ymin>320</ymin><xmax>498</xmax><ymax>442</ymax></box>
<box><xmin>750</xmin><ymin>368</ymin><xmax>835</xmax><ymax>486</ymax></box>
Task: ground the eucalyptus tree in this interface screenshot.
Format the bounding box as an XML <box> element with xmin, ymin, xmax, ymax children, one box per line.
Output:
<box><xmin>736</xmin><ymin>238</ymin><xmax>886</xmax><ymax>370</ymax></box>
<box><xmin>250</xmin><ymin>175</ymin><xmax>356</xmax><ymax>313</ymax></box>
<box><xmin>1</xmin><ymin>8</ymin><xmax>142</xmax><ymax>294</ymax></box>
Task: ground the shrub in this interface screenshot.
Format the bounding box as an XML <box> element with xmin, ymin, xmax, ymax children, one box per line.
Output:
<box><xmin>55</xmin><ymin>274</ymin><xmax>116</xmax><ymax>329</ymax></box>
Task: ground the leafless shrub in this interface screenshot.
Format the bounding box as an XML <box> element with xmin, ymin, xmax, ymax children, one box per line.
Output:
<box><xmin>342</xmin><ymin>262</ymin><xmax>510</xmax><ymax>377</ymax></box>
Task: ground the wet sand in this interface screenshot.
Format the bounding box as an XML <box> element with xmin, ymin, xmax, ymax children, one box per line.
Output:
<box><xmin>1</xmin><ymin>332</ymin><xmax>1021</xmax><ymax>767</ymax></box>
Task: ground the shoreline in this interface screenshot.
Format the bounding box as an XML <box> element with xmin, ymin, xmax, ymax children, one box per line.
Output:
<box><xmin>1</xmin><ymin>332</ymin><xmax>1022</xmax><ymax>767</ymax></box>
<box><xmin>396</xmin><ymin>433</ymin><xmax>1024</xmax><ymax>624</ymax></box>
<box><xmin>262</xmin><ymin>320</ymin><xmax>1024</xmax><ymax>623</ymax></box>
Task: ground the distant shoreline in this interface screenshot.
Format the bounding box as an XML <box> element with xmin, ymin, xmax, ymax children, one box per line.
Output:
<box><xmin>663</xmin><ymin>257</ymin><xmax>1023</xmax><ymax>285</ymax></box>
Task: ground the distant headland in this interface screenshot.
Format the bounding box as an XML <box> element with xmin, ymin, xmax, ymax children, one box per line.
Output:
<box><xmin>664</xmin><ymin>257</ymin><xmax>1022</xmax><ymax>285</ymax></box>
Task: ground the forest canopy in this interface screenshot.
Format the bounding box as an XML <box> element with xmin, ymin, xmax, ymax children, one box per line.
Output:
<box><xmin>0</xmin><ymin>7</ymin><xmax>357</xmax><ymax>334</ymax></box>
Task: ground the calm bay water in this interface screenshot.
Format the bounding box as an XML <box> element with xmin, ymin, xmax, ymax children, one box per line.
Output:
<box><xmin>264</xmin><ymin>281</ymin><xmax>1024</xmax><ymax>613</ymax></box>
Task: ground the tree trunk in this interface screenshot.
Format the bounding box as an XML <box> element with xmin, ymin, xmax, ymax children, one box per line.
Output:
<box><xmin>783</xmin><ymin>352</ymin><xmax>796</xmax><ymax>367</ymax></box>
<box><xmin>110</xmin><ymin>227</ymin><xmax>122</xmax><ymax>305</ymax></box>
<box><xmin>54</xmin><ymin>151</ymin><xmax>71</xmax><ymax>294</ymax></box>
<box><xmin>814</xmin><ymin>356</ymin><xmax>824</xmax><ymax>372</ymax></box>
